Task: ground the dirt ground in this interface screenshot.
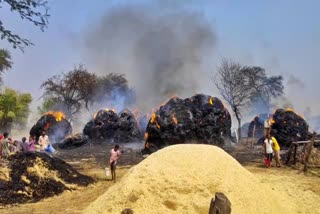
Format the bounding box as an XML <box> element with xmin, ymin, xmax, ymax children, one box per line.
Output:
<box><xmin>1</xmin><ymin>141</ymin><xmax>319</xmax><ymax>214</ymax></box>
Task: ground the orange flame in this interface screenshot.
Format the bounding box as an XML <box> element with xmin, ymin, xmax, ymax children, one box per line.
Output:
<box><xmin>44</xmin><ymin>122</ymin><xmax>50</xmax><ymax>130</ymax></box>
<box><xmin>155</xmin><ymin>121</ymin><xmax>161</xmax><ymax>129</ymax></box>
<box><xmin>106</xmin><ymin>108</ymin><xmax>116</xmax><ymax>112</ymax></box>
<box><xmin>145</xmin><ymin>132</ymin><xmax>149</xmax><ymax>140</ymax></box>
<box><xmin>150</xmin><ymin>113</ymin><xmax>157</xmax><ymax>124</ymax></box>
<box><xmin>44</xmin><ymin>111</ymin><xmax>66</xmax><ymax>122</ymax></box>
<box><xmin>209</xmin><ymin>97</ymin><xmax>213</xmax><ymax>106</ymax></box>
<box><xmin>145</xmin><ymin>142</ymin><xmax>150</xmax><ymax>149</ymax></box>
<box><xmin>270</xmin><ymin>118</ymin><xmax>275</xmax><ymax>124</ymax></box>
<box><xmin>172</xmin><ymin>114</ymin><xmax>178</xmax><ymax>125</ymax></box>
<box><xmin>286</xmin><ymin>108</ymin><xmax>303</xmax><ymax>118</ymax></box>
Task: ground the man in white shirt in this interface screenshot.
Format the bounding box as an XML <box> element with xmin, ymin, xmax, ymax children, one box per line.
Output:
<box><xmin>39</xmin><ymin>130</ymin><xmax>49</xmax><ymax>151</ymax></box>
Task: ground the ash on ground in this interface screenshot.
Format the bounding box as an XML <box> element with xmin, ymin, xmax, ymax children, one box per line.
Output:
<box><xmin>0</xmin><ymin>152</ymin><xmax>93</xmax><ymax>205</ymax></box>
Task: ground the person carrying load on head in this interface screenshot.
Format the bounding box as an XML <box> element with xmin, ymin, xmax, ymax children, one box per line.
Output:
<box><xmin>263</xmin><ymin>134</ymin><xmax>274</xmax><ymax>168</ymax></box>
<box><xmin>271</xmin><ymin>135</ymin><xmax>281</xmax><ymax>167</ymax></box>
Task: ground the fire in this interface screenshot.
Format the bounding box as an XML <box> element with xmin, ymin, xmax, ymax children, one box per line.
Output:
<box><xmin>155</xmin><ymin>121</ymin><xmax>161</xmax><ymax>129</ymax></box>
<box><xmin>145</xmin><ymin>142</ymin><xmax>150</xmax><ymax>149</ymax></box>
<box><xmin>145</xmin><ymin>132</ymin><xmax>149</xmax><ymax>140</ymax></box>
<box><xmin>286</xmin><ymin>108</ymin><xmax>294</xmax><ymax>112</ymax></box>
<box><xmin>105</xmin><ymin>108</ymin><xmax>116</xmax><ymax>112</ymax></box>
<box><xmin>44</xmin><ymin>111</ymin><xmax>66</xmax><ymax>122</ymax></box>
<box><xmin>150</xmin><ymin>113</ymin><xmax>157</xmax><ymax>124</ymax></box>
<box><xmin>172</xmin><ymin>114</ymin><xmax>178</xmax><ymax>125</ymax></box>
<box><xmin>286</xmin><ymin>108</ymin><xmax>303</xmax><ymax>118</ymax></box>
<box><xmin>209</xmin><ymin>97</ymin><xmax>213</xmax><ymax>106</ymax></box>
<box><xmin>44</xmin><ymin>122</ymin><xmax>50</xmax><ymax>130</ymax></box>
<box><xmin>150</xmin><ymin>113</ymin><xmax>160</xmax><ymax>129</ymax></box>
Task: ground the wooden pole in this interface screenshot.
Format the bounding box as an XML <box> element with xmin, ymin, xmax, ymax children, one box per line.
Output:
<box><xmin>286</xmin><ymin>144</ymin><xmax>294</xmax><ymax>165</ymax></box>
<box><xmin>293</xmin><ymin>144</ymin><xmax>298</xmax><ymax>165</ymax></box>
<box><xmin>251</xmin><ymin>125</ymin><xmax>256</xmax><ymax>147</ymax></box>
<box><xmin>304</xmin><ymin>132</ymin><xmax>316</xmax><ymax>173</ymax></box>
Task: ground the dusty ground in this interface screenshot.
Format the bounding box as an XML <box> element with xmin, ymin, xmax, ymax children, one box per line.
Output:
<box><xmin>0</xmin><ymin>141</ymin><xmax>319</xmax><ymax>214</ymax></box>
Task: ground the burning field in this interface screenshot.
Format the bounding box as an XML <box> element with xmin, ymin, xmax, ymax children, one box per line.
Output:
<box><xmin>0</xmin><ymin>152</ymin><xmax>93</xmax><ymax>205</ymax></box>
<box><xmin>30</xmin><ymin>111</ymin><xmax>72</xmax><ymax>143</ymax></box>
<box><xmin>83</xmin><ymin>109</ymin><xmax>142</xmax><ymax>143</ymax></box>
<box><xmin>144</xmin><ymin>94</ymin><xmax>232</xmax><ymax>152</ymax></box>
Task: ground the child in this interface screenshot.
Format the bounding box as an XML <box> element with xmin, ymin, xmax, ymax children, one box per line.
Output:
<box><xmin>28</xmin><ymin>136</ymin><xmax>36</xmax><ymax>152</ymax></box>
<box><xmin>264</xmin><ymin>134</ymin><xmax>274</xmax><ymax>168</ymax></box>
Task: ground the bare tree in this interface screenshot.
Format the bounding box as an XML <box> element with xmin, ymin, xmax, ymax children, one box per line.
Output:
<box><xmin>41</xmin><ymin>65</ymin><xmax>97</xmax><ymax>120</ymax></box>
<box><xmin>214</xmin><ymin>59</ymin><xmax>284</xmax><ymax>140</ymax></box>
<box><xmin>0</xmin><ymin>0</ymin><xmax>49</xmax><ymax>50</ymax></box>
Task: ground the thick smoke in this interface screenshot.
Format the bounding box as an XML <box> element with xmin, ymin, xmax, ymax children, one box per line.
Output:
<box><xmin>84</xmin><ymin>5</ymin><xmax>216</xmax><ymax>111</ymax></box>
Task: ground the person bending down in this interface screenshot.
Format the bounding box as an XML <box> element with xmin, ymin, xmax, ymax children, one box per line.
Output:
<box><xmin>109</xmin><ymin>144</ymin><xmax>122</xmax><ymax>182</ymax></box>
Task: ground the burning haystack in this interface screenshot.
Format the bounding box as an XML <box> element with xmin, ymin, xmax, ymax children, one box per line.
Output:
<box><xmin>144</xmin><ymin>94</ymin><xmax>231</xmax><ymax>152</ymax></box>
<box><xmin>29</xmin><ymin>111</ymin><xmax>72</xmax><ymax>143</ymax></box>
<box><xmin>270</xmin><ymin>108</ymin><xmax>309</xmax><ymax>146</ymax></box>
<box><xmin>83</xmin><ymin>109</ymin><xmax>142</xmax><ymax>142</ymax></box>
<box><xmin>0</xmin><ymin>152</ymin><xmax>93</xmax><ymax>205</ymax></box>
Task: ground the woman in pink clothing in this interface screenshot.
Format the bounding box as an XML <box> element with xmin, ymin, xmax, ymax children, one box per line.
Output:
<box><xmin>28</xmin><ymin>135</ymin><xmax>36</xmax><ymax>152</ymax></box>
<box><xmin>109</xmin><ymin>144</ymin><xmax>122</xmax><ymax>182</ymax></box>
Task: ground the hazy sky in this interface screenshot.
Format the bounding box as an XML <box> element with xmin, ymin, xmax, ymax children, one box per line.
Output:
<box><xmin>0</xmin><ymin>0</ymin><xmax>319</xmax><ymax>119</ymax></box>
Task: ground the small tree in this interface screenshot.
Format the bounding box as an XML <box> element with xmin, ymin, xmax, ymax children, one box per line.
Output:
<box><xmin>214</xmin><ymin>59</ymin><xmax>283</xmax><ymax>140</ymax></box>
<box><xmin>0</xmin><ymin>0</ymin><xmax>49</xmax><ymax>50</ymax></box>
<box><xmin>0</xmin><ymin>88</ymin><xmax>32</xmax><ymax>132</ymax></box>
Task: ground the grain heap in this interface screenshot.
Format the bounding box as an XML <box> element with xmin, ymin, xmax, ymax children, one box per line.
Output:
<box><xmin>84</xmin><ymin>144</ymin><xmax>293</xmax><ymax>214</ymax></box>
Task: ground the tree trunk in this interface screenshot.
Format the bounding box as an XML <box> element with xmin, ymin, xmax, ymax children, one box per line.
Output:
<box><xmin>235</xmin><ymin>115</ymin><xmax>242</xmax><ymax>142</ymax></box>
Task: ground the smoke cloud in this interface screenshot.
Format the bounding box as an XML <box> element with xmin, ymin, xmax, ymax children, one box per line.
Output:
<box><xmin>84</xmin><ymin>5</ymin><xmax>216</xmax><ymax>111</ymax></box>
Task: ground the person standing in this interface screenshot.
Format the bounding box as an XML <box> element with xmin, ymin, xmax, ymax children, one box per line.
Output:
<box><xmin>1</xmin><ymin>132</ymin><xmax>12</xmax><ymax>159</ymax></box>
<box><xmin>109</xmin><ymin>144</ymin><xmax>122</xmax><ymax>182</ymax></box>
<box><xmin>39</xmin><ymin>130</ymin><xmax>49</xmax><ymax>152</ymax></box>
<box><xmin>271</xmin><ymin>136</ymin><xmax>281</xmax><ymax>167</ymax></box>
<box><xmin>28</xmin><ymin>135</ymin><xmax>36</xmax><ymax>152</ymax></box>
<box><xmin>20</xmin><ymin>137</ymin><xmax>29</xmax><ymax>152</ymax></box>
<box><xmin>263</xmin><ymin>134</ymin><xmax>274</xmax><ymax>168</ymax></box>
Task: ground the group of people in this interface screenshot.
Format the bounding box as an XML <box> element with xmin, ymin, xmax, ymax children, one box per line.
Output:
<box><xmin>0</xmin><ymin>130</ymin><xmax>54</xmax><ymax>160</ymax></box>
<box><xmin>263</xmin><ymin>134</ymin><xmax>281</xmax><ymax>168</ymax></box>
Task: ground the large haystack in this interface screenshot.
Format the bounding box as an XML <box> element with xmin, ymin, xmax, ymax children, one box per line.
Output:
<box><xmin>84</xmin><ymin>144</ymin><xmax>293</xmax><ymax>214</ymax></box>
<box><xmin>0</xmin><ymin>152</ymin><xmax>93</xmax><ymax>205</ymax></box>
